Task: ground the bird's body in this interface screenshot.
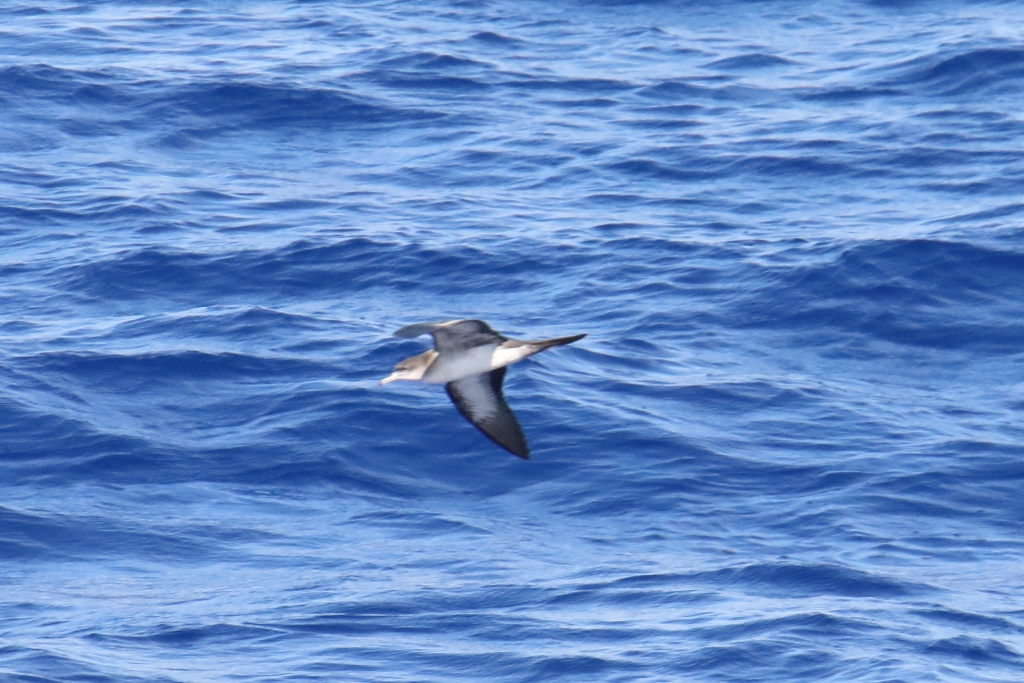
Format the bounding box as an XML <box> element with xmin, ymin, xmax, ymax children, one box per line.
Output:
<box><xmin>380</xmin><ymin>319</ymin><xmax>585</xmax><ymax>459</ymax></box>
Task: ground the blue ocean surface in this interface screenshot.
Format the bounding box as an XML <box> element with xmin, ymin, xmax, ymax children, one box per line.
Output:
<box><xmin>2</xmin><ymin>1</ymin><xmax>1024</xmax><ymax>681</ymax></box>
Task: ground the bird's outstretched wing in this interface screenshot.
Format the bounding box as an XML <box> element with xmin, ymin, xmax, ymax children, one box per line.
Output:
<box><xmin>395</xmin><ymin>319</ymin><xmax>506</xmax><ymax>353</ymax></box>
<box><xmin>445</xmin><ymin>367</ymin><xmax>529</xmax><ymax>459</ymax></box>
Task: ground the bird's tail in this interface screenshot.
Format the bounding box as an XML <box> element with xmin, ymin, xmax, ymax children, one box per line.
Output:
<box><xmin>529</xmin><ymin>333</ymin><xmax>586</xmax><ymax>351</ymax></box>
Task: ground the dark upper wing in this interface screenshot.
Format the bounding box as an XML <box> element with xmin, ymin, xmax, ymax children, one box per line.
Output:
<box><xmin>445</xmin><ymin>367</ymin><xmax>529</xmax><ymax>459</ymax></box>
<box><xmin>393</xmin><ymin>321</ymin><xmax>450</xmax><ymax>338</ymax></box>
<box><xmin>395</xmin><ymin>319</ymin><xmax>506</xmax><ymax>353</ymax></box>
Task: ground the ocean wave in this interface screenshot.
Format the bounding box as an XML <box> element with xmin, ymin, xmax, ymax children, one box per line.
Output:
<box><xmin>897</xmin><ymin>47</ymin><xmax>1024</xmax><ymax>96</ymax></box>
<box><xmin>4</xmin><ymin>2</ymin><xmax>1024</xmax><ymax>682</ymax></box>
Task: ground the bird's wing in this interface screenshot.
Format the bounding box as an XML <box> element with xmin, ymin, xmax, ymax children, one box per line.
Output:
<box><xmin>445</xmin><ymin>367</ymin><xmax>529</xmax><ymax>459</ymax></box>
<box><xmin>395</xmin><ymin>319</ymin><xmax>506</xmax><ymax>353</ymax></box>
<box><xmin>393</xmin><ymin>321</ymin><xmax>451</xmax><ymax>339</ymax></box>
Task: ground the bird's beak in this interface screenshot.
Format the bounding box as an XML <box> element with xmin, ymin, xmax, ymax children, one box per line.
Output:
<box><xmin>379</xmin><ymin>374</ymin><xmax>399</xmax><ymax>385</ymax></box>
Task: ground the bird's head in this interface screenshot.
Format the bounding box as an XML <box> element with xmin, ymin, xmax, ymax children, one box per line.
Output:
<box><xmin>379</xmin><ymin>351</ymin><xmax>432</xmax><ymax>385</ymax></box>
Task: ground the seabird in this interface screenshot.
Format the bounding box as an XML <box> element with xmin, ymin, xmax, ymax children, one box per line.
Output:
<box><xmin>380</xmin><ymin>319</ymin><xmax>585</xmax><ymax>459</ymax></box>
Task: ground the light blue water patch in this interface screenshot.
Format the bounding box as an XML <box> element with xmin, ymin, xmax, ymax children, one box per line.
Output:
<box><xmin>2</xmin><ymin>1</ymin><xmax>1024</xmax><ymax>681</ymax></box>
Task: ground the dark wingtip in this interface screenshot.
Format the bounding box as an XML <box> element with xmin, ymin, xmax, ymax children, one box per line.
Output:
<box><xmin>502</xmin><ymin>439</ymin><xmax>530</xmax><ymax>459</ymax></box>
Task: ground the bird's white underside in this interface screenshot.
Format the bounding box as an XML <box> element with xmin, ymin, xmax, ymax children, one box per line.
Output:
<box><xmin>421</xmin><ymin>343</ymin><xmax>535</xmax><ymax>384</ymax></box>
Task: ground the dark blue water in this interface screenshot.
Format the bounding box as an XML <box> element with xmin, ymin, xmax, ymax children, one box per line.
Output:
<box><xmin>3</xmin><ymin>1</ymin><xmax>1024</xmax><ymax>681</ymax></box>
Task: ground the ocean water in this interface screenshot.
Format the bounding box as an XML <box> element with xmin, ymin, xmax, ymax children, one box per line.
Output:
<box><xmin>2</xmin><ymin>0</ymin><xmax>1024</xmax><ymax>681</ymax></box>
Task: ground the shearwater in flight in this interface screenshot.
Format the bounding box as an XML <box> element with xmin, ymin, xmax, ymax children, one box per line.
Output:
<box><xmin>380</xmin><ymin>319</ymin><xmax>586</xmax><ymax>459</ymax></box>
